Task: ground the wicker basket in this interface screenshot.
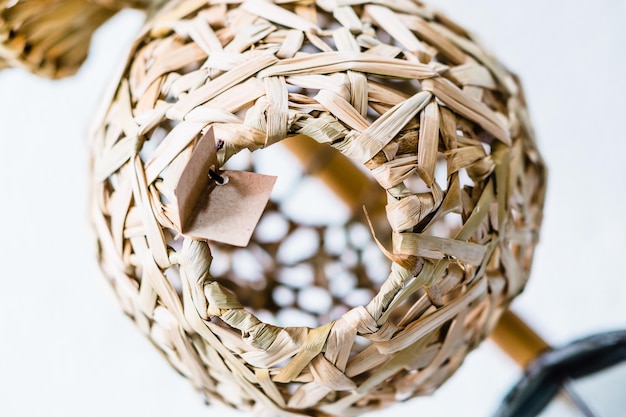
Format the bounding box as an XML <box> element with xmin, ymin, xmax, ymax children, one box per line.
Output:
<box><xmin>0</xmin><ymin>0</ymin><xmax>145</xmax><ymax>78</ymax></box>
<box><xmin>89</xmin><ymin>1</ymin><xmax>546</xmax><ymax>416</ymax></box>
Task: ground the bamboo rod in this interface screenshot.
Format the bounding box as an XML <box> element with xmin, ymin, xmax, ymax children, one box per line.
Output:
<box><xmin>280</xmin><ymin>135</ymin><xmax>386</xmax><ymax>213</ymax></box>
<box><xmin>490</xmin><ymin>309</ymin><xmax>551</xmax><ymax>367</ymax></box>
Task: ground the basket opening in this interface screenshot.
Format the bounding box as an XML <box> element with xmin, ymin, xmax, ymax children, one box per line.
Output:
<box><xmin>151</xmin><ymin>134</ymin><xmax>470</xmax><ymax>330</ymax></box>
<box><xmin>204</xmin><ymin>137</ymin><xmax>394</xmax><ymax>328</ymax></box>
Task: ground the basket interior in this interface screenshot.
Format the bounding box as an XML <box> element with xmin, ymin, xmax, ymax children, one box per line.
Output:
<box><xmin>151</xmin><ymin>136</ymin><xmax>471</xmax><ymax>332</ymax></box>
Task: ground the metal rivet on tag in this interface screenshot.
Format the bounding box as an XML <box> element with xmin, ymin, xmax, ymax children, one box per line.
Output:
<box><xmin>208</xmin><ymin>168</ymin><xmax>229</xmax><ymax>185</ymax></box>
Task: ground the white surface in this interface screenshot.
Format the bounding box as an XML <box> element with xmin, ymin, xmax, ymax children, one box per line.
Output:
<box><xmin>1</xmin><ymin>2</ymin><xmax>626</xmax><ymax>416</ymax></box>
<box><xmin>573</xmin><ymin>362</ymin><xmax>626</xmax><ymax>415</ymax></box>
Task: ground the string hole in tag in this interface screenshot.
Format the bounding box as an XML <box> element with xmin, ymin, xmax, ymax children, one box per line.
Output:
<box><xmin>209</xmin><ymin>168</ymin><xmax>229</xmax><ymax>185</ymax></box>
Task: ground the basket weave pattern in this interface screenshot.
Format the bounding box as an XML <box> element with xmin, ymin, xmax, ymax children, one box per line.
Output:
<box><xmin>0</xmin><ymin>0</ymin><xmax>144</xmax><ymax>78</ymax></box>
<box><xmin>90</xmin><ymin>1</ymin><xmax>546</xmax><ymax>415</ymax></box>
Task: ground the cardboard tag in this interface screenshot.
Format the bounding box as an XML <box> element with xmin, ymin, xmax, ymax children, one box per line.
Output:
<box><xmin>174</xmin><ymin>128</ymin><xmax>219</xmax><ymax>230</ymax></box>
<box><xmin>184</xmin><ymin>170</ymin><xmax>277</xmax><ymax>247</ymax></box>
<box><xmin>174</xmin><ymin>127</ymin><xmax>276</xmax><ymax>247</ymax></box>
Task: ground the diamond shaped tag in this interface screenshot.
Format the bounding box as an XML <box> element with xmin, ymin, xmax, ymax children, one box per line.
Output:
<box><xmin>183</xmin><ymin>169</ymin><xmax>276</xmax><ymax>247</ymax></box>
<box><xmin>174</xmin><ymin>127</ymin><xmax>276</xmax><ymax>247</ymax></box>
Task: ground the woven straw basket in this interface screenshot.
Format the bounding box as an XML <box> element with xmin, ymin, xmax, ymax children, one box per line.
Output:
<box><xmin>0</xmin><ymin>0</ymin><xmax>145</xmax><ymax>78</ymax></box>
<box><xmin>89</xmin><ymin>1</ymin><xmax>546</xmax><ymax>416</ymax></box>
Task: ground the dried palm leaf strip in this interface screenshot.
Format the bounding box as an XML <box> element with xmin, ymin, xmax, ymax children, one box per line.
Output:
<box><xmin>422</xmin><ymin>77</ymin><xmax>511</xmax><ymax>145</ymax></box>
<box><xmin>0</xmin><ymin>0</ymin><xmax>142</xmax><ymax>78</ymax></box>
<box><xmin>242</xmin><ymin>0</ymin><xmax>320</xmax><ymax>32</ymax></box>
<box><xmin>334</xmin><ymin>90</ymin><xmax>432</xmax><ymax>163</ymax></box>
<box><xmin>258</xmin><ymin>51</ymin><xmax>444</xmax><ymax>79</ymax></box>
<box><xmin>167</xmin><ymin>53</ymin><xmax>278</xmax><ymax>120</ymax></box>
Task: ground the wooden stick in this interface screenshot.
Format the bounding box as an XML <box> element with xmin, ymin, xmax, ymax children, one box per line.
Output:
<box><xmin>280</xmin><ymin>135</ymin><xmax>386</xmax><ymax>213</ymax></box>
<box><xmin>490</xmin><ymin>309</ymin><xmax>551</xmax><ymax>367</ymax></box>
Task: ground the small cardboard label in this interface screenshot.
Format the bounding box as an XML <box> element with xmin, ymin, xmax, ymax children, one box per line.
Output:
<box><xmin>184</xmin><ymin>170</ymin><xmax>277</xmax><ymax>247</ymax></box>
<box><xmin>174</xmin><ymin>128</ymin><xmax>218</xmax><ymax>230</ymax></box>
<box><xmin>174</xmin><ymin>127</ymin><xmax>276</xmax><ymax>247</ymax></box>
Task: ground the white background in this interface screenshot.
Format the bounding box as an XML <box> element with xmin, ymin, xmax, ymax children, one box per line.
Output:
<box><xmin>1</xmin><ymin>1</ymin><xmax>625</xmax><ymax>416</ymax></box>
